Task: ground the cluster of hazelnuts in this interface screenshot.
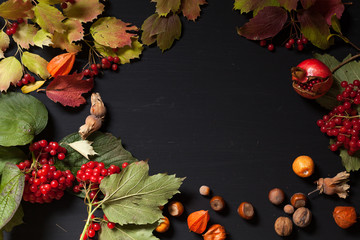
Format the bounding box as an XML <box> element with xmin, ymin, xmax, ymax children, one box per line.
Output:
<box><xmin>269</xmin><ymin>188</ymin><xmax>312</xmax><ymax>237</ymax></box>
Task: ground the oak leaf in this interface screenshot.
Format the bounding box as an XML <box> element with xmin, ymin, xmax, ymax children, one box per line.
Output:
<box><xmin>33</xmin><ymin>29</ymin><xmax>53</xmax><ymax>48</ymax></box>
<box><xmin>233</xmin><ymin>0</ymin><xmax>280</xmax><ymax>15</ymax></box>
<box><xmin>0</xmin><ymin>0</ymin><xmax>34</xmax><ymax>20</ymax></box>
<box><xmin>0</xmin><ymin>31</ymin><xmax>10</xmax><ymax>59</ymax></box>
<box><xmin>34</xmin><ymin>3</ymin><xmax>66</xmax><ymax>34</ymax></box>
<box><xmin>63</xmin><ymin>0</ymin><xmax>104</xmax><ymax>23</ymax></box>
<box><xmin>45</xmin><ymin>72</ymin><xmax>93</xmax><ymax>107</ymax></box>
<box><xmin>12</xmin><ymin>23</ymin><xmax>38</xmax><ymax>49</ymax></box>
<box><xmin>181</xmin><ymin>0</ymin><xmax>207</xmax><ymax>21</ymax></box>
<box><xmin>0</xmin><ymin>57</ymin><xmax>23</xmax><ymax>92</ymax></box>
<box><xmin>151</xmin><ymin>0</ymin><xmax>181</xmax><ymax>17</ymax></box>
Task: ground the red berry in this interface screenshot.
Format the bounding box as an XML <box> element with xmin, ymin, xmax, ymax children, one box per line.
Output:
<box><xmin>92</xmin><ymin>223</ymin><xmax>101</xmax><ymax>231</ymax></box>
<box><xmin>17</xmin><ymin>18</ymin><xmax>24</xmax><ymax>24</ymax></box>
<box><xmin>259</xmin><ymin>40</ymin><xmax>267</xmax><ymax>47</ymax></box>
<box><xmin>107</xmin><ymin>56</ymin><xmax>114</xmax><ymax>62</ymax></box>
<box><xmin>122</xmin><ymin>162</ymin><xmax>128</xmax><ymax>168</ymax></box>
<box><xmin>107</xmin><ymin>222</ymin><xmax>115</xmax><ymax>229</ymax></box>
<box><xmin>58</xmin><ymin>153</ymin><xmax>65</xmax><ymax>160</ymax></box>
<box><xmin>111</xmin><ymin>64</ymin><xmax>118</xmax><ymax>71</ymax></box>
<box><xmin>21</xmin><ymin>78</ymin><xmax>28</xmax><ymax>85</ymax></box>
<box><xmin>301</xmin><ymin>37</ymin><xmax>308</xmax><ymax>44</ymax></box>
<box><xmin>5</xmin><ymin>29</ymin><xmax>12</xmax><ymax>35</ymax></box>
<box><xmin>61</xmin><ymin>2</ymin><xmax>67</xmax><ymax>8</ymax></box>
<box><xmin>84</xmin><ymin>69</ymin><xmax>91</xmax><ymax>76</ymax></box>
<box><xmin>88</xmin><ymin>229</ymin><xmax>95</xmax><ymax>238</ymax></box>
<box><xmin>91</xmin><ymin>64</ymin><xmax>98</xmax><ymax>71</ymax></box>
<box><xmin>39</xmin><ymin>140</ymin><xmax>48</xmax><ymax>147</ymax></box>
<box><xmin>267</xmin><ymin>44</ymin><xmax>274</xmax><ymax>51</ymax></box>
<box><xmin>288</xmin><ymin>38</ymin><xmax>295</xmax><ymax>45</ymax></box>
<box><xmin>113</xmin><ymin>56</ymin><xmax>120</xmax><ymax>64</ymax></box>
<box><xmin>285</xmin><ymin>42</ymin><xmax>292</xmax><ymax>49</ymax></box>
<box><xmin>297</xmin><ymin>44</ymin><xmax>304</xmax><ymax>51</ymax></box>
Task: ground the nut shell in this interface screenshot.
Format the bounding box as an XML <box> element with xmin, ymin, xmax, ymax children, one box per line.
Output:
<box><xmin>168</xmin><ymin>201</ymin><xmax>184</xmax><ymax>217</ymax></box>
<box><xmin>155</xmin><ymin>216</ymin><xmax>170</xmax><ymax>233</ymax></box>
<box><xmin>237</xmin><ymin>202</ymin><xmax>255</xmax><ymax>220</ymax></box>
<box><xmin>274</xmin><ymin>216</ymin><xmax>293</xmax><ymax>237</ymax></box>
<box><xmin>284</xmin><ymin>204</ymin><xmax>295</xmax><ymax>215</ymax></box>
<box><xmin>268</xmin><ymin>188</ymin><xmax>285</xmax><ymax>205</ymax></box>
<box><xmin>199</xmin><ymin>185</ymin><xmax>211</xmax><ymax>196</ymax></box>
<box><xmin>293</xmin><ymin>207</ymin><xmax>312</xmax><ymax>227</ymax></box>
<box><xmin>210</xmin><ymin>196</ymin><xmax>225</xmax><ymax>212</ymax></box>
<box><xmin>290</xmin><ymin>193</ymin><xmax>307</xmax><ymax>208</ymax></box>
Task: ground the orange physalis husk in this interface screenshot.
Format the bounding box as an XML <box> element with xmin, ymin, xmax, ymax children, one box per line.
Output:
<box><xmin>203</xmin><ymin>224</ymin><xmax>226</xmax><ymax>240</ymax></box>
<box><xmin>187</xmin><ymin>210</ymin><xmax>210</xmax><ymax>234</ymax></box>
<box><xmin>47</xmin><ymin>52</ymin><xmax>76</xmax><ymax>77</ymax></box>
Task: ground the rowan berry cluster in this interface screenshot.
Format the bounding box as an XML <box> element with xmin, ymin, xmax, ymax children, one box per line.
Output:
<box><xmin>5</xmin><ymin>18</ymin><xmax>23</xmax><ymax>36</ymax></box>
<box><xmin>83</xmin><ymin>56</ymin><xmax>120</xmax><ymax>77</ymax></box>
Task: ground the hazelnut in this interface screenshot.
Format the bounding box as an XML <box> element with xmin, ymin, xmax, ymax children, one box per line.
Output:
<box><xmin>155</xmin><ymin>216</ymin><xmax>170</xmax><ymax>233</ymax></box>
<box><xmin>199</xmin><ymin>185</ymin><xmax>211</xmax><ymax>196</ymax></box>
<box><xmin>274</xmin><ymin>216</ymin><xmax>293</xmax><ymax>236</ymax></box>
<box><xmin>168</xmin><ymin>201</ymin><xmax>184</xmax><ymax>217</ymax></box>
<box><xmin>210</xmin><ymin>196</ymin><xmax>225</xmax><ymax>212</ymax></box>
<box><xmin>284</xmin><ymin>204</ymin><xmax>295</xmax><ymax>215</ymax></box>
<box><xmin>237</xmin><ymin>202</ymin><xmax>255</xmax><ymax>220</ymax></box>
<box><xmin>293</xmin><ymin>207</ymin><xmax>312</xmax><ymax>227</ymax></box>
<box><xmin>290</xmin><ymin>193</ymin><xmax>307</xmax><ymax>208</ymax></box>
<box><xmin>268</xmin><ymin>188</ymin><xmax>285</xmax><ymax>205</ymax></box>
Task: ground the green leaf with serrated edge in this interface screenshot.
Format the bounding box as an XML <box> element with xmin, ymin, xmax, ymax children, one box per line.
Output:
<box><xmin>100</xmin><ymin>161</ymin><xmax>184</xmax><ymax>225</ymax></box>
<box><xmin>0</xmin><ymin>32</ymin><xmax>10</xmax><ymax>59</ymax></box>
<box><xmin>0</xmin><ymin>57</ymin><xmax>22</xmax><ymax>92</ymax></box>
<box><xmin>57</xmin><ymin>132</ymin><xmax>137</xmax><ymax>175</ymax></box>
<box><xmin>141</xmin><ymin>14</ymin><xmax>158</xmax><ymax>46</ymax></box>
<box><xmin>0</xmin><ymin>163</ymin><xmax>24</xmax><ymax>229</ymax></box>
<box><xmin>0</xmin><ymin>147</ymin><xmax>26</xmax><ymax>174</ymax></box>
<box><xmin>0</xmin><ymin>92</ymin><xmax>48</xmax><ymax>146</ymax></box>
<box><xmin>3</xmin><ymin>205</ymin><xmax>23</xmax><ymax>232</ymax></box>
<box><xmin>181</xmin><ymin>0</ymin><xmax>207</xmax><ymax>21</ymax></box>
<box><xmin>63</xmin><ymin>0</ymin><xmax>104</xmax><ymax>23</ymax></box>
<box><xmin>99</xmin><ymin>222</ymin><xmax>159</xmax><ymax>240</ymax></box>
<box><xmin>34</xmin><ymin>3</ymin><xmax>65</xmax><ymax>34</ymax></box>
<box><xmin>0</xmin><ymin>0</ymin><xmax>34</xmax><ymax>20</ymax></box>
<box><xmin>339</xmin><ymin>148</ymin><xmax>360</xmax><ymax>171</ymax></box>
<box><xmin>153</xmin><ymin>14</ymin><xmax>182</xmax><ymax>52</ymax></box>
<box><xmin>151</xmin><ymin>0</ymin><xmax>181</xmax><ymax>17</ymax></box>
<box><xmin>33</xmin><ymin>29</ymin><xmax>53</xmax><ymax>48</ymax></box>
<box><xmin>37</xmin><ymin>0</ymin><xmax>63</xmax><ymax>4</ymax></box>
<box><xmin>90</xmin><ymin>17</ymin><xmax>138</xmax><ymax>49</ymax></box>
<box><xmin>21</xmin><ymin>52</ymin><xmax>50</xmax><ymax>80</ymax></box>
<box><xmin>233</xmin><ymin>0</ymin><xmax>279</xmax><ymax>15</ymax></box>
<box><xmin>298</xmin><ymin>9</ymin><xmax>331</xmax><ymax>50</ymax></box>
<box><xmin>12</xmin><ymin>23</ymin><xmax>38</xmax><ymax>49</ymax></box>
<box><xmin>331</xmin><ymin>14</ymin><xmax>341</xmax><ymax>34</ymax></box>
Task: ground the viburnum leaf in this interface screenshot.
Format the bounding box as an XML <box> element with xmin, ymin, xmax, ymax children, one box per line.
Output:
<box><xmin>51</xmin><ymin>32</ymin><xmax>81</xmax><ymax>53</ymax></box>
<box><xmin>98</xmin><ymin>222</ymin><xmax>159</xmax><ymax>240</ymax></box>
<box><xmin>0</xmin><ymin>31</ymin><xmax>10</xmax><ymax>59</ymax></box>
<box><xmin>34</xmin><ymin>3</ymin><xmax>66</xmax><ymax>34</ymax></box>
<box><xmin>67</xmin><ymin>140</ymin><xmax>98</xmax><ymax>160</ymax></box>
<box><xmin>33</xmin><ymin>29</ymin><xmax>53</xmax><ymax>48</ymax></box>
<box><xmin>58</xmin><ymin>132</ymin><xmax>137</xmax><ymax>175</ymax></box>
<box><xmin>297</xmin><ymin>9</ymin><xmax>331</xmax><ymax>50</ymax></box>
<box><xmin>233</xmin><ymin>0</ymin><xmax>280</xmax><ymax>15</ymax></box>
<box><xmin>0</xmin><ymin>0</ymin><xmax>34</xmax><ymax>20</ymax></box>
<box><xmin>64</xmin><ymin>19</ymin><xmax>84</xmax><ymax>43</ymax></box>
<box><xmin>100</xmin><ymin>161</ymin><xmax>184</xmax><ymax>225</ymax></box>
<box><xmin>37</xmin><ymin>0</ymin><xmax>64</xmax><ymax>4</ymax></box>
<box><xmin>140</xmin><ymin>14</ymin><xmax>158</xmax><ymax>46</ymax></box>
<box><xmin>0</xmin><ymin>57</ymin><xmax>22</xmax><ymax>92</ymax></box>
<box><xmin>63</xmin><ymin>0</ymin><xmax>104</xmax><ymax>23</ymax></box>
<box><xmin>237</xmin><ymin>6</ymin><xmax>288</xmax><ymax>40</ymax></box>
<box><xmin>0</xmin><ymin>92</ymin><xmax>48</xmax><ymax>146</ymax></box>
<box><xmin>151</xmin><ymin>0</ymin><xmax>181</xmax><ymax>17</ymax></box>
<box><xmin>12</xmin><ymin>23</ymin><xmax>38</xmax><ymax>49</ymax></box>
<box><xmin>90</xmin><ymin>17</ymin><xmax>138</xmax><ymax>48</ymax></box>
<box><xmin>2</xmin><ymin>206</ymin><xmax>23</xmax><ymax>233</ymax></box>
<box><xmin>0</xmin><ymin>146</ymin><xmax>26</xmax><ymax>174</ymax></box>
<box><xmin>331</xmin><ymin>14</ymin><xmax>342</xmax><ymax>34</ymax></box>
<box><xmin>181</xmin><ymin>0</ymin><xmax>207</xmax><ymax>21</ymax></box>
<box><xmin>0</xmin><ymin>163</ymin><xmax>24</xmax><ymax>229</ymax></box>
<box><xmin>309</xmin><ymin>0</ymin><xmax>344</xmax><ymax>25</ymax></box>
<box><xmin>339</xmin><ymin>148</ymin><xmax>360</xmax><ymax>171</ymax></box>
<box><xmin>300</xmin><ymin>0</ymin><xmax>316</xmax><ymax>9</ymax></box>
<box><xmin>277</xmin><ymin>0</ymin><xmax>298</xmax><ymax>11</ymax></box>
<box><xmin>45</xmin><ymin>72</ymin><xmax>93</xmax><ymax>107</ymax></box>
<box><xmin>21</xmin><ymin>81</ymin><xmax>46</xmax><ymax>94</ymax></box>
<box><xmin>21</xmin><ymin>52</ymin><xmax>50</xmax><ymax>79</ymax></box>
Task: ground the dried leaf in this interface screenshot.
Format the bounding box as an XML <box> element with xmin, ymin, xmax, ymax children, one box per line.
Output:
<box><xmin>90</xmin><ymin>17</ymin><xmax>138</xmax><ymax>48</ymax></box>
<box><xmin>51</xmin><ymin>32</ymin><xmax>81</xmax><ymax>53</ymax></box>
<box><xmin>67</xmin><ymin>140</ymin><xmax>97</xmax><ymax>160</ymax></box>
<box><xmin>0</xmin><ymin>0</ymin><xmax>34</xmax><ymax>20</ymax></box>
<box><xmin>45</xmin><ymin>72</ymin><xmax>93</xmax><ymax>107</ymax></box>
<box><xmin>34</xmin><ymin>2</ymin><xmax>66</xmax><ymax>34</ymax></box>
<box><xmin>233</xmin><ymin>0</ymin><xmax>280</xmax><ymax>15</ymax></box>
<box><xmin>0</xmin><ymin>57</ymin><xmax>23</xmax><ymax>92</ymax></box>
<box><xmin>181</xmin><ymin>0</ymin><xmax>207</xmax><ymax>21</ymax></box>
<box><xmin>151</xmin><ymin>0</ymin><xmax>181</xmax><ymax>16</ymax></box>
<box><xmin>47</xmin><ymin>52</ymin><xmax>76</xmax><ymax>77</ymax></box>
<box><xmin>0</xmin><ymin>31</ymin><xmax>10</xmax><ymax>59</ymax></box>
<box><xmin>12</xmin><ymin>23</ymin><xmax>38</xmax><ymax>49</ymax></box>
<box><xmin>21</xmin><ymin>52</ymin><xmax>50</xmax><ymax>79</ymax></box>
<box><xmin>63</xmin><ymin>0</ymin><xmax>104</xmax><ymax>23</ymax></box>
<box><xmin>33</xmin><ymin>29</ymin><xmax>53</xmax><ymax>48</ymax></box>
<box><xmin>315</xmin><ymin>171</ymin><xmax>350</xmax><ymax>198</ymax></box>
<box><xmin>21</xmin><ymin>81</ymin><xmax>45</xmax><ymax>94</ymax></box>
<box><xmin>64</xmin><ymin>19</ymin><xmax>84</xmax><ymax>42</ymax></box>
<box><xmin>237</xmin><ymin>6</ymin><xmax>288</xmax><ymax>40</ymax></box>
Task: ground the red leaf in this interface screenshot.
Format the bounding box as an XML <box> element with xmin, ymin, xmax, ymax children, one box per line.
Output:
<box><xmin>300</xmin><ymin>0</ymin><xmax>316</xmax><ymax>9</ymax></box>
<box><xmin>45</xmin><ymin>72</ymin><xmax>93</xmax><ymax>107</ymax></box>
<box><xmin>237</xmin><ymin>6</ymin><xmax>288</xmax><ymax>40</ymax></box>
<box><xmin>277</xmin><ymin>0</ymin><xmax>298</xmax><ymax>11</ymax></box>
<box><xmin>309</xmin><ymin>0</ymin><xmax>344</xmax><ymax>25</ymax></box>
<box><xmin>181</xmin><ymin>0</ymin><xmax>207</xmax><ymax>21</ymax></box>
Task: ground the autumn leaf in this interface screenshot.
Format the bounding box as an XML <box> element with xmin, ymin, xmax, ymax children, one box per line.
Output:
<box><xmin>0</xmin><ymin>0</ymin><xmax>34</xmax><ymax>20</ymax></box>
<box><xmin>181</xmin><ymin>0</ymin><xmax>207</xmax><ymax>21</ymax></box>
<box><xmin>64</xmin><ymin>19</ymin><xmax>84</xmax><ymax>43</ymax></box>
<box><xmin>90</xmin><ymin>17</ymin><xmax>138</xmax><ymax>48</ymax></box>
<box><xmin>21</xmin><ymin>52</ymin><xmax>50</xmax><ymax>79</ymax></box>
<box><xmin>277</xmin><ymin>0</ymin><xmax>298</xmax><ymax>11</ymax></box>
<box><xmin>12</xmin><ymin>23</ymin><xmax>38</xmax><ymax>49</ymax></box>
<box><xmin>309</xmin><ymin>0</ymin><xmax>344</xmax><ymax>25</ymax></box>
<box><xmin>233</xmin><ymin>0</ymin><xmax>280</xmax><ymax>15</ymax></box>
<box><xmin>33</xmin><ymin>29</ymin><xmax>53</xmax><ymax>48</ymax></box>
<box><xmin>21</xmin><ymin>81</ymin><xmax>45</xmax><ymax>94</ymax></box>
<box><xmin>141</xmin><ymin>14</ymin><xmax>158</xmax><ymax>46</ymax></box>
<box><xmin>0</xmin><ymin>57</ymin><xmax>23</xmax><ymax>92</ymax></box>
<box><xmin>51</xmin><ymin>32</ymin><xmax>81</xmax><ymax>53</ymax></box>
<box><xmin>151</xmin><ymin>0</ymin><xmax>181</xmax><ymax>17</ymax></box>
<box><xmin>34</xmin><ymin>3</ymin><xmax>66</xmax><ymax>34</ymax></box>
<box><xmin>67</xmin><ymin>140</ymin><xmax>98</xmax><ymax>160</ymax></box>
<box><xmin>300</xmin><ymin>0</ymin><xmax>316</xmax><ymax>9</ymax></box>
<box><xmin>45</xmin><ymin>72</ymin><xmax>93</xmax><ymax>107</ymax></box>
<box><xmin>63</xmin><ymin>0</ymin><xmax>104</xmax><ymax>23</ymax></box>
<box><xmin>0</xmin><ymin>31</ymin><xmax>10</xmax><ymax>59</ymax></box>
<box><xmin>237</xmin><ymin>6</ymin><xmax>288</xmax><ymax>40</ymax></box>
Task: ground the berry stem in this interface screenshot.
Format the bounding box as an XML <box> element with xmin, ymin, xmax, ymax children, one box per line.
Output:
<box><xmin>331</xmin><ymin>53</ymin><xmax>360</xmax><ymax>73</ymax></box>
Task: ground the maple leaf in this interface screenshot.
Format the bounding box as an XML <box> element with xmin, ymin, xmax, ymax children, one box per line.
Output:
<box><xmin>0</xmin><ymin>0</ymin><xmax>34</xmax><ymax>20</ymax></box>
<box><xmin>309</xmin><ymin>0</ymin><xmax>344</xmax><ymax>25</ymax></box>
<box><xmin>63</xmin><ymin>0</ymin><xmax>104</xmax><ymax>23</ymax></box>
<box><xmin>34</xmin><ymin>3</ymin><xmax>66</xmax><ymax>34</ymax></box>
<box><xmin>181</xmin><ymin>0</ymin><xmax>207</xmax><ymax>21</ymax></box>
<box><xmin>33</xmin><ymin>29</ymin><xmax>53</xmax><ymax>48</ymax></box>
<box><xmin>45</xmin><ymin>72</ymin><xmax>93</xmax><ymax>107</ymax></box>
<box><xmin>233</xmin><ymin>0</ymin><xmax>280</xmax><ymax>15</ymax></box>
<box><xmin>0</xmin><ymin>57</ymin><xmax>23</xmax><ymax>92</ymax></box>
<box><xmin>237</xmin><ymin>6</ymin><xmax>288</xmax><ymax>40</ymax></box>
<box><xmin>151</xmin><ymin>0</ymin><xmax>181</xmax><ymax>17</ymax></box>
<box><xmin>52</xmin><ymin>32</ymin><xmax>81</xmax><ymax>53</ymax></box>
<box><xmin>277</xmin><ymin>0</ymin><xmax>298</xmax><ymax>11</ymax></box>
<box><xmin>12</xmin><ymin>23</ymin><xmax>38</xmax><ymax>49</ymax></box>
<box><xmin>0</xmin><ymin>31</ymin><xmax>10</xmax><ymax>59</ymax></box>
<box><xmin>64</xmin><ymin>19</ymin><xmax>84</xmax><ymax>42</ymax></box>
<box><xmin>90</xmin><ymin>17</ymin><xmax>138</xmax><ymax>48</ymax></box>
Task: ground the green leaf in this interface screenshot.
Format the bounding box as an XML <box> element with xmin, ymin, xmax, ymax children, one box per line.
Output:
<box><xmin>33</xmin><ymin>29</ymin><xmax>53</xmax><ymax>48</ymax></box>
<box><xmin>21</xmin><ymin>52</ymin><xmax>50</xmax><ymax>80</ymax></box>
<box><xmin>0</xmin><ymin>147</ymin><xmax>26</xmax><ymax>174</ymax></box>
<box><xmin>233</xmin><ymin>0</ymin><xmax>280</xmax><ymax>15</ymax></box>
<box><xmin>0</xmin><ymin>163</ymin><xmax>24</xmax><ymax>229</ymax></box>
<box><xmin>12</xmin><ymin>23</ymin><xmax>38</xmax><ymax>49</ymax></box>
<box><xmin>0</xmin><ymin>92</ymin><xmax>48</xmax><ymax>146</ymax></box>
<box><xmin>3</xmin><ymin>205</ymin><xmax>23</xmax><ymax>232</ymax></box>
<box><xmin>151</xmin><ymin>0</ymin><xmax>181</xmax><ymax>17</ymax></box>
<box><xmin>0</xmin><ymin>32</ymin><xmax>10</xmax><ymax>59</ymax></box>
<box><xmin>37</xmin><ymin>0</ymin><xmax>63</xmax><ymax>4</ymax></box>
<box><xmin>99</xmin><ymin>222</ymin><xmax>159</xmax><ymax>240</ymax></box>
<box><xmin>0</xmin><ymin>57</ymin><xmax>23</xmax><ymax>92</ymax></box>
<box><xmin>330</xmin><ymin>14</ymin><xmax>341</xmax><ymax>34</ymax></box>
<box><xmin>100</xmin><ymin>161</ymin><xmax>184</xmax><ymax>225</ymax></box>
<box><xmin>339</xmin><ymin>149</ymin><xmax>360</xmax><ymax>171</ymax></box>
<box><xmin>34</xmin><ymin>3</ymin><xmax>66</xmax><ymax>34</ymax></box>
<box><xmin>58</xmin><ymin>132</ymin><xmax>137</xmax><ymax>175</ymax></box>
<box><xmin>0</xmin><ymin>0</ymin><xmax>34</xmax><ymax>20</ymax></box>
<box><xmin>63</xmin><ymin>0</ymin><xmax>104</xmax><ymax>23</ymax></box>
<box><xmin>90</xmin><ymin>17</ymin><xmax>138</xmax><ymax>49</ymax></box>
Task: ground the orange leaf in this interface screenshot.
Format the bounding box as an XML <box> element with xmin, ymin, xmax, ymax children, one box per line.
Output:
<box><xmin>47</xmin><ymin>52</ymin><xmax>76</xmax><ymax>77</ymax></box>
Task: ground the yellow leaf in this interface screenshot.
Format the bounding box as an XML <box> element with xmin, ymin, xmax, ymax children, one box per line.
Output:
<box><xmin>21</xmin><ymin>81</ymin><xmax>45</xmax><ymax>94</ymax></box>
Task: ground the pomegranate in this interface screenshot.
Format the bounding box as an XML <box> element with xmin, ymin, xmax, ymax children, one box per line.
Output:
<box><xmin>291</xmin><ymin>59</ymin><xmax>333</xmax><ymax>99</ymax></box>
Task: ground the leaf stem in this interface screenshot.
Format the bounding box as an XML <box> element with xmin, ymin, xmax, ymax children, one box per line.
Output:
<box><xmin>331</xmin><ymin>53</ymin><xmax>360</xmax><ymax>73</ymax></box>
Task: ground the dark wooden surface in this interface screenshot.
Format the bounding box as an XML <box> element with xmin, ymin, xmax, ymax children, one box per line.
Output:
<box><xmin>5</xmin><ymin>1</ymin><xmax>360</xmax><ymax>239</ymax></box>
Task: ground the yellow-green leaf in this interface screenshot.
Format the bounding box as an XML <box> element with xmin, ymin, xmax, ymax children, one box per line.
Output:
<box><xmin>37</xmin><ymin>0</ymin><xmax>63</xmax><ymax>4</ymax></box>
<box><xmin>234</xmin><ymin>0</ymin><xmax>280</xmax><ymax>15</ymax></box>
<box><xmin>33</xmin><ymin>29</ymin><xmax>53</xmax><ymax>48</ymax></box>
<box><xmin>21</xmin><ymin>52</ymin><xmax>50</xmax><ymax>79</ymax></box>
<box><xmin>21</xmin><ymin>81</ymin><xmax>45</xmax><ymax>94</ymax></box>
<box><xmin>0</xmin><ymin>57</ymin><xmax>23</xmax><ymax>92</ymax></box>
<box><xmin>0</xmin><ymin>0</ymin><xmax>34</xmax><ymax>20</ymax></box>
<box><xmin>12</xmin><ymin>23</ymin><xmax>38</xmax><ymax>49</ymax></box>
<box><xmin>52</xmin><ymin>32</ymin><xmax>81</xmax><ymax>53</ymax></box>
<box><xmin>0</xmin><ymin>31</ymin><xmax>10</xmax><ymax>59</ymax></box>
<box><xmin>151</xmin><ymin>0</ymin><xmax>181</xmax><ymax>16</ymax></box>
<box><xmin>34</xmin><ymin>2</ymin><xmax>66</xmax><ymax>34</ymax></box>
<box><xmin>63</xmin><ymin>0</ymin><xmax>104</xmax><ymax>23</ymax></box>
<box><xmin>331</xmin><ymin>14</ymin><xmax>341</xmax><ymax>34</ymax></box>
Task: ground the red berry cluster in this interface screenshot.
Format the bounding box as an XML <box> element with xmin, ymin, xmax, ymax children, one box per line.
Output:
<box><xmin>5</xmin><ymin>18</ymin><xmax>23</xmax><ymax>36</ymax></box>
<box><xmin>16</xmin><ymin>73</ymin><xmax>36</xmax><ymax>87</ymax></box>
<box><xmin>285</xmin><ymin>37</ymin><xmax>308</xmax><ymax>51</ymax></box>
<box><xmin>317</xmin><ymin>80</ymin><xmax>360</xmax><ymax>155</ymax></box>
<box><xmin>81</xmin><ymin>214</ymin><xmax>116</xmax><ymax>240</ymax></box>
<box><xmin>18</xmin><ymin>140</ymin><xmax>75</xmax><ymax>204</ymax></box>
<box><xmin>83</xmin><ymin>56</ymin><xmax>120</xmax><ymax>77</ymax></box>
<box><xmin>61</xmin><ymin>0</ymin><xmax>76</xmax><ymax>9</ymax></box>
